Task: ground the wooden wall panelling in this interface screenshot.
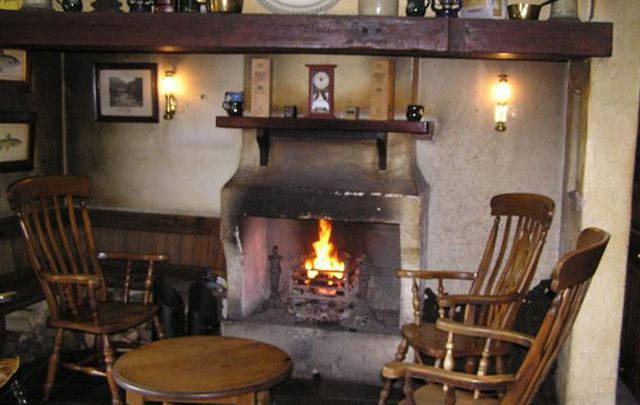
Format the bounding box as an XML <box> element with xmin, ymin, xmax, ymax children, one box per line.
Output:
<box><xmin>164</xmin><ymin>233</ymin><xmax>181</xmax><ymax>265</ymax></box>
<box><xmin>135</xmin><ymin>230</ymin><xmax>151</xmax><ymax>253</ymax></box>
<box><xmin>89</xmin><ymin>209</ymin><xmax>225</xmax><ymax>272</ymax></box>
<box><xmin>193</xmin><ymin>235</ymin><xmax>209</xmax><ymax>266</ymax></box>
<box><xmin>152</xmin><ymin>233</ymin><xmax>167</xmax><ymax>257</ymax></box>
<box><xmin>179</xmin><ymin>233</ymin><xmax>195</xmax><ymax>265</ymax></box>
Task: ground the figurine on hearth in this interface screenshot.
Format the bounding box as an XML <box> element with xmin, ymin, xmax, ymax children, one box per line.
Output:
<box><xmin>355</xmin><ymin>253</ymin><xmax>370</xmax><ymax>301</ymax></box>
<box><xmin>268</xmin><ymin>245</ymin><xmax>283</xmax><ymax>299</ymax></box>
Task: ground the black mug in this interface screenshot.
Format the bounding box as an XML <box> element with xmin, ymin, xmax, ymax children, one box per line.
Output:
<box><xmin>223</xmin><ymin>100</ymin><xmax>244</xmax><ymax>117</ymax></box>
<box><xmin>406</xmin><ymin>0</ymin><xmax>430</xmax><ymax>16</ymax></box>
<box><xmin>57</xmin><ymin>0</ymin><xmax>82</xmax><ymax>11</ymax></box>
<box><xmin>406</xmin><ymin>104</ymin><xmax>424</xmax><ymax>121</ymax></box>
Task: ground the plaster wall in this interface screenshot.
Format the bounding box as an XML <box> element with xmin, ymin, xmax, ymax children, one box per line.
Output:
<box><xmin>416</xmin><ymin>59</ymin><xmax>565</xmax><ymax>288</ymax></box>
<box><xmin>558</xmin><ymin>1</ymin><xmax>640</xmax><ymax>404</ymax></box>
<box><xmin>66</xmin><ymin>53</ymin><xmax>566</xmax><ymax>285</ymax></box>
<box><xmin>64</xmin><ymin>53</ymin><xmax>243</xmax><ymax>216</ymax></box>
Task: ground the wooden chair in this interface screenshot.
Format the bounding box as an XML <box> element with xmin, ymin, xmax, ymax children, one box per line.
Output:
<box><xmin>6</xmin><ymin>175</ymin><xmax>169</xmax><ymax>405</ymax></box>
<box><xmin>382</xmin><ymin>227</ymin><xmax>610</xmax><ymax>405</ymax></box>
<box><xmin>379</xmin><ymin>193</ymin><xmax>554</xmax><ymax>404</ymax></box>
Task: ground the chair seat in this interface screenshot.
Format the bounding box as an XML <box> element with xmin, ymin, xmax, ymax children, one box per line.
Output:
<box><xmin>399</xmin><ymin>384</ymin><xmax>500</xmax><ymax>405</ymax></box>
<box><xmin>49</xmin><ymin>301</ymin><xmax>159</xmax><ymax>334</ymax></box>
<box><xmin>402</xmin><ymin>323</ymin><xmax>511</xmax><ymax>359</ymax></box>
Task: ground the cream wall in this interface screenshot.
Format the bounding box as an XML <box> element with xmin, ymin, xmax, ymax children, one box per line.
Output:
<box><xmin>65</xmin><ymin>53</ymin><xmax>243</xmax><ymax>216</ymax></box>
<box><xmin>66</xmin><ymin>54</ymin><xmax>566</xmax><ymax>284</ymax></box>
<box><xmin>558</xmin><ymin>1</ymin><xmax>640</xmax><ymax>404</ymax></box>
<box><xmin>417</xmin><ymin>59</ymin><xmax>566</xmax><ymax>289</ymax></box>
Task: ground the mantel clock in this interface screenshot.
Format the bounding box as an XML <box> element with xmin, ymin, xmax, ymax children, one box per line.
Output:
<box><xmin>306</xmin><ymin>64</ymin><xmax>336</xmax><ymax>118</ymax></box>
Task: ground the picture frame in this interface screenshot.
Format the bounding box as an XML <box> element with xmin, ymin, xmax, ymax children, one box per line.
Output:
<box><xmin>0</xmin><ymin>49</ymin><xmax>29</xmax><ymax>91</ymax></box>
<box><xmin>0</xmin><ymin>112</ymin><xmax>36</xmax><ymax>173</ymax></box>
<box><xmin>94</xmin><ymin>63</ymin><xmax>159</xmax><ymax>123</ymax></box>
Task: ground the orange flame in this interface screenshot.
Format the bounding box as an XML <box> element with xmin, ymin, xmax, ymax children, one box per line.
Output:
<box><xmin>304</xmin><ymin>219</ymin><xmax>345</xmax><ymax>280</ymax></box>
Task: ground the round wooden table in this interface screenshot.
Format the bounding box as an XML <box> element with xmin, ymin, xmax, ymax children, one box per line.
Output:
<box><xmin>113</xmin><ymin>336</ymin><xmax>293</xmax><ymax>405</ymax></box>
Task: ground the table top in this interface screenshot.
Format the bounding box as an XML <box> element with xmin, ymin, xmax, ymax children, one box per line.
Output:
<box><xmin>0</xmin><ymin>357</ymin><xmax>19</xmax><ymax>388</ymax></box>
<box><xmin>113</xmin><ymin>336</ymin><xmax>293</xmax><ymax>402</ymax></box>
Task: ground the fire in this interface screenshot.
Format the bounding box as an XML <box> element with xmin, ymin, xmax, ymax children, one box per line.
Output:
<box><xmin>304</xmin><ymin>219</ymin><xmax>345</xmax><ymax>280</ymax></box>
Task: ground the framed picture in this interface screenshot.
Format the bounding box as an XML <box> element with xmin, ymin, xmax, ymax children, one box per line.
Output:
<box><xmin>0</xmin><ymin>49</ymin><xmax>29</xmax><ymax>90</ymax></box>
<box><xmin>94</xmin><ymin>63</ymin><xmax>159</xmax><ymax>122</ymax></box>
<box><xmin>0</xmin><ymin>112</ymin><xmax>36</xmax><ymax>173</ymax></box>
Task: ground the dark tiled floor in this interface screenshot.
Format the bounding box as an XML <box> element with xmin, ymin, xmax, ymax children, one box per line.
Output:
<box><xmin>0</xmin><ymin>354</ymin><xmax>401</xmax><ymax>405</ymax></box>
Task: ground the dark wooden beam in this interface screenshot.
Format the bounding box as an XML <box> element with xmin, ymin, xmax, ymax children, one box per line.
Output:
<box><xmin>0</xmin><ymin>11</ymin><xmax>612</xmax><ymax>60</ymax></box>
<box><xmin>0</xmin><ymin>11</ymin><xmax>448</xmax><ymax>56</ymax></box>
<box><xmin>448</xmin><ymin>19</ymin><xmax>613</xmax><ymax>60</ymax></box>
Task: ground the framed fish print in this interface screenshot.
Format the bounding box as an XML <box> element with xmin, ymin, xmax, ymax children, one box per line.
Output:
<box><xmin>94</xmin><ymin>63</ymin><xmax>159</xmax><ymax>123</ymax></box>
<box><xmin>0</xmin><ymin>112</ymin><xmax>36</xmax><ymax>173</ymax></box>
<box><xmin>0</xmin><ymin>49</ymin><xmax>29</xmax><ymax>90</ymax></box>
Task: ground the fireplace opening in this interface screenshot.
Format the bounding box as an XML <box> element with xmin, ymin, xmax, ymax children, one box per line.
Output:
<box><xmin>238</xmin><ymin>216</ymin><xmax>401</xmax><ymax>333</ymax></box>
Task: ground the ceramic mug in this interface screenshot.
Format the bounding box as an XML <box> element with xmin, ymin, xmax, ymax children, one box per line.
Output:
<box><xmin>56</xmin><ymin>0</ymin><xmax>82</xmax><ymax>11</ymax></box>
<box><xmin>223</xmin><ymin>92</ymin><xmax>244</xmax><ymax>116</ymax></box>
<box><xmin>406</xmin><ymin>104</ymin><xmax>424</xmax><ymax>121</ymax></box>
<box><xmin>358</xmin><ymin>0</ymin><xmax>398</xmax><ymax>16</ymax></box>
<box><xmin>406</xmin><ymin>0</ymin><xmax>430</xmax><ymax>17</ymax></box>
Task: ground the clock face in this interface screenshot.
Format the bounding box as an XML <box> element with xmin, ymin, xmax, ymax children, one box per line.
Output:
<box><xmin>313</xmin><ymin>71</ymin><xmax>330</xmax><ymax>90</ymax></box>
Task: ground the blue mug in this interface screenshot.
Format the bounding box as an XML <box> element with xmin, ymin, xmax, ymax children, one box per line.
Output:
<box><xmin>223</xmin><ymin>92</ymin><xmax>244</xmax><ymax>116</ymax></box>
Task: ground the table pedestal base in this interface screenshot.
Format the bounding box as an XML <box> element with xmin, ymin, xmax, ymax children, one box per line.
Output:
<box><xmin>125</xmin><ymin>390</ymin><xmax>270</xmax><ymax>405</ymax></box>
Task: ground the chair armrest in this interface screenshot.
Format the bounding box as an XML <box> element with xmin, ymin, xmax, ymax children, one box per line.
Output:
<box><xmin>438</xmin><ymin>292</ymin><xmax>521</xmax><ymax>309</ymax></box>
<box><xmin>382</xmin><ymin>361</ymin><xmax>515</xmax><ymax>392</ymax></box>
<box><xmin>42</xmin><ymin>273</ymin><xmax>103</xmax><ymax>288</ymax></box>
<box><xmin>436</xmin><ymin>318</ymin><xmax>534</xmax><ymax>348</ymax></box>
<box><xmin>97</xmin><ymin>251</ymin><xmax>170</xmax><ymax>262</ymax></box>
<box><xmin>395</xmin><ymin>269</ymin><xmax>476</xmax><ymax>281</ymax></box>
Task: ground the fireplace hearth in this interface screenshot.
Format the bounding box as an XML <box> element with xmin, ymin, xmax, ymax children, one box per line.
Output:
<box><xmin>219</xmin><ymin>127</ymin><xmax>428</xmax><ymax>382</ymax></box>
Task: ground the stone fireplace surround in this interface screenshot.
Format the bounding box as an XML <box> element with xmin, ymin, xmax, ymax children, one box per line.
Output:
<box><xmin>220</xmin><ymin>129</ymin><xmax>428</xmax><ymax>382</ymax></box>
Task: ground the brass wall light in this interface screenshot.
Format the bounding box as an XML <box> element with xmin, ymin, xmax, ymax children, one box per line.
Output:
<box><xmin>494</xmin><ymin>74</ymin><xmax>511</xmax><ymax>132</ymax></box>
<box><xmin>162</xmin><ymin>70</ymin><xmax>177</xmax><ymax>120</ymax></box>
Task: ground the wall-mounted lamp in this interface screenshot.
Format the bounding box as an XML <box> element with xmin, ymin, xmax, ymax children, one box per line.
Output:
<box><xmin>162</xmin><ymin>70</ymin><xmax>177</xmax><ymax>120</ymax></box>
<box><xmin>494</xmin><ymin>74</ymin><xmax>511</xmax><ymax>132</ymax></box>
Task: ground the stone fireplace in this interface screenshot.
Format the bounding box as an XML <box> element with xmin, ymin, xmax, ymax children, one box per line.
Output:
<box><xmin>220</xmin><ymin>127</ymin><xmax>428</xmax><ymax>382</ymax></box>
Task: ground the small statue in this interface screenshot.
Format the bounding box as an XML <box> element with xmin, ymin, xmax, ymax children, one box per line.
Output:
<box><xmin>268</xmin><ymin>245</ymin><xmax>283</xmax><ymax>298</ymax></box>
<box><xmin>355</xmin><ymin>253</ymin><xmax>370</xmax><ymax>300</ymax></box>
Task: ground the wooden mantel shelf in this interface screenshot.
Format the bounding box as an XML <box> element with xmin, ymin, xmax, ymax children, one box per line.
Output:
<box><xmin>0</xmin><ymin>11</ymin><xmax>612</xmax><ymax>60</ymax></box>
<box><xmin>216</xmin><ymin>116</ymin><xmax>433</xmax><ymax>135</ymax></box>
<box><xmin>216</xmin><ymin>116</ymin><xmax>434</xmax><ymax>170</ymax></box>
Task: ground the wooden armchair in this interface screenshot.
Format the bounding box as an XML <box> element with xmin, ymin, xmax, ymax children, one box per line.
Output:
<box><xmin>382</xmin><ymin>227</ymin><xmax>610</xmax><ymax>405</ymax></box>
<box><xmin>379</xmin><ymin>193</ymin><xmax>554</xmax><ymax>404</ymax></box>
<box><xmin>6</xmin><ymin>175</ymin><xmax>169</xmax><ymax>405</ymax></box>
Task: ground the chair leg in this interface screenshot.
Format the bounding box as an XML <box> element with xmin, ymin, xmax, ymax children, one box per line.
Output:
<box><xmin>44</xmin><ymin>328</ymin><xmax>64</xmax><ymax>400</ymax></box>
<box><xmin>378</xmin><ymin>337</ymin><xmax>409</xmax><ymax>405</ymax></box>
<box><xmin>102</xmin><ymin>335</ymin><xmax>122</xmax><ymax>405</ymax></box>
<box><xmin>152</xmin><ymin>314</ymin><xmax>165</xmax><ymax>339</ymax></box>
